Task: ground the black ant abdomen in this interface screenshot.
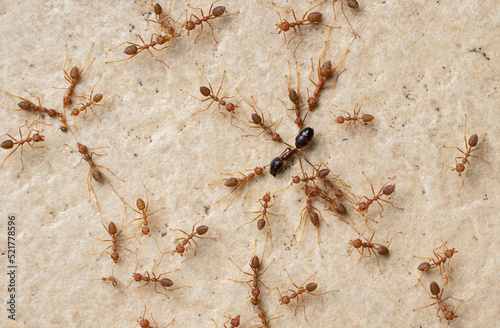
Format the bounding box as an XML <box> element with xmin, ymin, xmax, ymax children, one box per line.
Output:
<box><xmin>295</xmin><ymin>127</ymin><xmax>314</xmax><ymax>148</ymax></box>
<box><xmin>270</xmin><ymin>157</ymin><xmax>284</xmax><ymax>177</ymax></box>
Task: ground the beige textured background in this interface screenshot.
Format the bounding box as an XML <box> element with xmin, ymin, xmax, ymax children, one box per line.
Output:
<box><xmin>0</xmin><ymin>0</ymin><xmax>498</xmax><ymax>327</ymax></box>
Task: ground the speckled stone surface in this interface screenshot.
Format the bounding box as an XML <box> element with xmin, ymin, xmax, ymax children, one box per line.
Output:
<box><xmin>0</xmin><ymin>1</ymin><xmax>498</xmax><ymax>327</ymax></box>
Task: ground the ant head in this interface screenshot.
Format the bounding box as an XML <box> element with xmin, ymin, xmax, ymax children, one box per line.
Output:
<box><xmin>111</xmin><ymin>252</ymin><xmax>119</xmax><ymax>263</ymax></box>
<box><xmin>185</xmin><ymin>20</ymin><xmax>196</xmax><ymax>31</ymax></box>
<box><xmin>444</xmin><ymin>248</ymin><xmax>457</xmax><ymax>258</ymax></box>
<box><xmin>196</xmin><ymin>225</ymin><xmax>209</xmax><ymax>235</ymax></box>
<box><xmin>305</xmin><ymin>282</ymin><xmax>318</xmax><ymax>292</ymax></box>
<box><xmin>47</xmin><ymin>108</ymin><xmax>58</xmax><ymax>117</ymax></box>
<box><xmin>444</xmin><ymin>310</ymin><xmax>456</xmax><ymax>321</ymax></box>
<box><xmin>455</xmin><ymin>163</ymin><xmax>465</xmax><ymax>173</ymax></box>
<box><xmin>277</xmin><ymin>20</ymin><xmax>290</xmax><ymax>31</ymax></box>
<box><xmin>252</xmin><ymin>288</ymin><xmax>260</xmax><ymax>299</ymax></box>
<box><xmin>226</xmin><ymin>103</ymin><xmax>236</xmax><ymax>112</ymax></box>
<box><xmin>138</xmin><ymin>317</ymin><xmax>150</xmax><ymax>328</ymax></box>
<box><xmin>292</xmin><ymin>176</ymin><xmax>301</xmax><ymax>184</ymax></box>
<box><xmin>156</xmin><ymin>35</ymin><xmax>168</xmax><ymax>44</ymax></box>
<box><xmin>307</xmin><ymin>96</ymin><xmax>318</xmax><ymax>109</ymax></box>
<box><xmin>176</xmin><ymin>244</ymin><xmax>185</xmax><ymax>254</ymax></box>
<box><xmin>350</xmin><ymin>239</ymin><xmax>363</xmax><ymax>248</ymax></box>
<box><xmin>272</xmin><ymin>133</ymin><xmax>282</xmax><ymax>142</ymax></box>
<box><xmin>280</xmin><ymin>295</ymin><xmax>290</xmax><ymax>304</ymax></box>
<box><xmin>63</xmin><ymin>96</ymin><xmax>71</xmax><ymax>107</ymax></box>
<box><xmin>133</xmin><ymin>273</ymin><xmax>143</xmax><ymax>282</ymax></box>
<box><xmin>34</xmin><ymin>133</ymin><xmax>45</xmax><ymax>142</ymax></box>
<box><xmin>262</xmin><ymin>193</ymin><xmax>271</xmax><ymax>203</ymax></box>
<box><xmin>250</xmin><ymin>255</ymin><xmax>260</xmax><ymax>270</ymax></box>
<box><xmin>71</xmin><ymin>108</ymin><xmax>80</xmax><ymax>117</ymax></box>
<box><xmin>358</xmin><ymin>202</ymin><xmax>368</xmax><ymax>211</ymax></box>
<box><xmin>142</xmin><ymin>226</ymin><xmax>150</xmax><ymax>235</ymax></box>
<box><xmin>230</xmin><ymin>315</ymin><xmax>240</xmax><ymax>327</ymax></box>
<box><xmin>295</xmin><ymin>117</ymin><xmax>303</xmax><ymax>127</ymax></box>
<box><xmin>76</xmin><ymin>143</ymin><xmax>87</xmax><ymax>154</ymax></box>
<box><xmin>255</xmin><ymin>167</ymin><xmax>264</xmax><ymax>175</ymax></box>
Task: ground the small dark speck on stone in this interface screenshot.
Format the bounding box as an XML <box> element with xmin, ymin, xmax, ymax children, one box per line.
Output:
<box><xmin>139</xmin><ymin>81</ymin><xmax>143</xmax><ymax>86</ymax></box>
<box><xmin>134</xmin><ymin>153</ymin><xmax>137</xmax><ymax>157</ymax></box>
<box><xmin>342</xmin><ymin>138</ymin><xmax>348</xmax><ymax>142</ymax></box>
<box><xmin>156</xmin><ymin>89</ymin><xmax>159</xmax><ymax>93</ymax></box>
<box><xmin>161</xmin><ymin>232</ymin><xmax>166</xmax><ymax>237</ymax></box>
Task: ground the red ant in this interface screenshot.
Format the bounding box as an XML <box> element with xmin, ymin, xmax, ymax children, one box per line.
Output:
<box><xmin>57</xmin><ymin>43</ymin><xmax>95</xmax><ymax>108</ymax></box>
<box><xmin>126</xmin><ymin>185</ymin><xmax>165</xmax><ymax>238</ymax></box>
<box><xmin>356</xmin><ymin>172</ymin><xmax>403</xmax><ymax>218</ymax></box>
<box><xmin>128</xmin><ymin>258</ymin><xmax>190</xmax><ymax>298</ymax></box>
<box><xmin>238</xmin><ymin>93</ymin><xmax>285</xmax><ymax>146</ymax></box>
<box><xmin>238</xmin><ymin>192</ymin><xmax>279</xmax><ymax>243</ymax></box>
<box><xmin>278</xmin><ymin>61</ymin><xmax>305</xmax><ymax>129</ymax></box>
<box><xmin>69</xmin><ymin>76</ymin><xmax>115</xmax><ymax>122</ymax></box>
<box><xmin>440</xmin><ymin>114</ymin><xmax>489</xmax><ymax>197</ymax></box>
<box><xmin>291</xmin><ymin>189</ymin><xmax>328</xmax><ymax>258</ymax></box>
<box><xmin>89</xmin><ymin>207</ymin><xmax>136</xmax><ymax>264</ymax></box>
<box><xmin>0</xmin><ymin>89</ymin><xmax>62</xmax><ymax>119</ymax></box>
<box><xmin>136</xmin><ymin>0</ymin><xmax>178</xmax><ymax>37</ymax></box>
<box><xmin>329</xmin><ymin>96</ymin><xmax>375</xmax><ymax>139</ymax></box>
<box><xmin>181</xmin><ymin>0</ymin><xmax>240</xmax><ymax>43</ymax></box>
<box><xmin>336</xmin><ymin>225</ymin><xmax>401</xmax><ymax>274</ymax></box>
<box><xmin>0</xmin><ymin>121</ymin><xmax>45</xmax><ymax>171</ymax></box>
<box><xmin>413</xmin><ymin>281</ymin><xmax>475</xmax><ymax>326</ymax></box>
<box><xmin>211</xmin><ymin>311</ymin><xmax>240</xmax><ymax>328</ymax></box>
<box><xmin>414</xmin><ymin>221</ymin><xmax>457</xmax><ymax>287</ymax></box>
<box><xmin>181</xmin><ymin>63</ymin><xmax>242</xmax><ymax>129</ymax></box>
<box><xmin>136</xmin><ymin>295</ymin><xmax>175</xmax><ymax>328</ymax></box>
<box><xmin>262</xmin><ymin>0</ymin><xmax>336</xmax><ymax>57</ymax></box>
<box><xmin>169</xmin><ymin>216</ymin><xmax>215</xmax><ymax>258</ymax></box>
<box><xmin>274</xmin><ymin>269</ymin><xmax>337</xmax><ymax>321</ymax></box>
<box><xmin>307</xmin><ymin>28</ymin><xmax>355</xmax><ymax>112</ymax></box>
<box><xmin>106</xmin><ymin>26</ymin><xmax>173</xmax><ymax>67</ymax></box>
<box><xmin>197</xmin><ymin>165</ymin><xmax>267</xmax><ymax>211</ymax></box>
<box><xmin>65</xmin><ymin>142</ymin><xmax>125</xmax><ymax>206</ymax></box>
<box><xmin>229</xmin><ymin>237</ymin><xmax>274</xmax><ymax>306</ymax></box>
